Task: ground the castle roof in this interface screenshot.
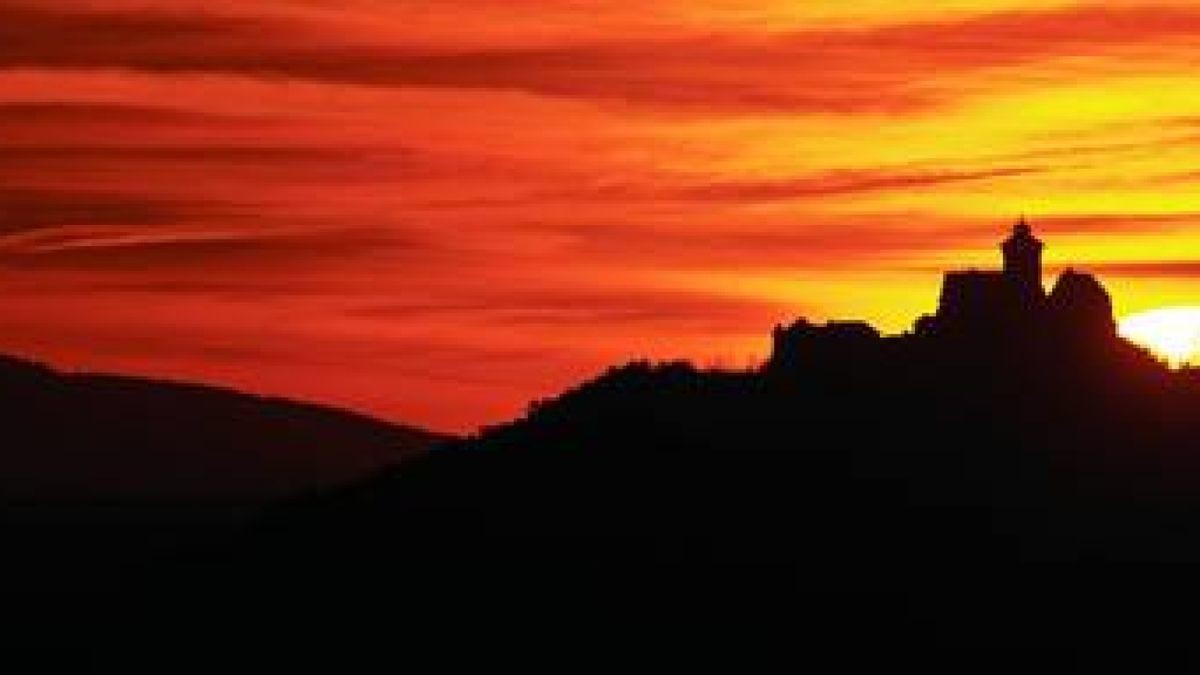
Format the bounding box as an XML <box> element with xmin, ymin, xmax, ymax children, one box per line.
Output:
<box><xmin>1003</xmin><ymin>219</ymin><xmax>1043</xmax><ymax>252</ymax></box>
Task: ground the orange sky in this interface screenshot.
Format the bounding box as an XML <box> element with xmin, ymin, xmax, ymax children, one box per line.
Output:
<box><xmin>4</xmin><ymin>1</ymin><xmax>1200</xmax><ymax>431</ymax></box>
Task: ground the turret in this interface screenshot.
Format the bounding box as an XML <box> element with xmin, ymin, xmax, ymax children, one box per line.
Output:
<box><xmin>1001</xmin><ymin>218</ymin><xmax>1044</xmax><ymax>304</ymax></box>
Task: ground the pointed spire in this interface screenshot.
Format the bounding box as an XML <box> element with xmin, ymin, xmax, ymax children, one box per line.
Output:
<box><xmin>1014</xmin><ymin>214</ymin><xmax>1031</xmax><ymax>237</ymax></box>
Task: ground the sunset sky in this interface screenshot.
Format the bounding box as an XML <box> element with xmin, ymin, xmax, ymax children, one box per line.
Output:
<box><xmin>4</xmin><ymin>1</ymin><xmax>1200</xmax><ymax>431</ymax></box>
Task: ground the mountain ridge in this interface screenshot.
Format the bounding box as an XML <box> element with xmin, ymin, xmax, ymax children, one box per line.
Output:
<box><xmin>0</xmin><ymin>351</ymin><xmax>449</xmax><ymax>499</ymax></box>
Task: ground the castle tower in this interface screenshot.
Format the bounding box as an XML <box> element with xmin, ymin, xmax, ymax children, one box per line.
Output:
<box><xmin>1001</xmin><ymin>218</ymin><xmax>1044</xmax><ymax>302</ymax></box>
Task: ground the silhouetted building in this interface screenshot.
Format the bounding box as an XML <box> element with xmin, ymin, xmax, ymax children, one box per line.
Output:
<box><xmin>768</xmin><ymin>319</ymin><xmax>881</xmax><ymax>372</ymax></box>
<box><xmin>1002</xmin><ymin>220</ymin><xmax>1045</xmax><ymax>303</ymax></box>
<box><xmin>921</xmin><ymin>219</ymin><xmax>1113</xmax><ymax>339</ymax></box>
<box><xmin>932</xmin><ymin>218</ymin><xmax>1046</xmax><ymax>333</ymax></box>
<box><xmin>771</xmin><ymin>219</ymin><xmax>1116</xmax><ymax>370</ymax></box>
<box><xmin>1046</xmin><ymin>268</ymin><xmax>1116</xmax><ymax>338</ymax></box>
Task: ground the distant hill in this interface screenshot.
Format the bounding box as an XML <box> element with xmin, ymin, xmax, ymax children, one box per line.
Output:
<box><xmin>0</xmin><ymin>353</ymin><xmax>447</xmax><ymax>499</ymax></box>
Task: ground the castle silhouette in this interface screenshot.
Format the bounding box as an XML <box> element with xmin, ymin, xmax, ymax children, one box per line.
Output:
<box><xmin>770</xmin><ymin>219</ymin><xmax>1117</xmax><ymax>370</ymax></box>
<box><xmin>935</xmin><ymin>218</ymin><xmax>1047</xmax><ymax>326</ymax></box>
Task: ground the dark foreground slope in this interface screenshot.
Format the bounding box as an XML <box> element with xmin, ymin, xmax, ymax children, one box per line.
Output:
<box><xmin>170</xmin><ymin>327</ymin><xmax>1200</xmax><ymax>662</ymax></box>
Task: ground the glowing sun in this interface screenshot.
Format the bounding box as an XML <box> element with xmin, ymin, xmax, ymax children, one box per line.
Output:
<box><xmin>1118</xmin><ymin>306</ymin><xmax>1200</xmax><ymax>368</ymax></box>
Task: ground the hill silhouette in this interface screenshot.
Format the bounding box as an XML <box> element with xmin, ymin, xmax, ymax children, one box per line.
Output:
<box><xmin>148</xmin><ymin>224</ymin><xmax>1200</xmax><ymax>662</ymax></box>
<box><xmin>58</xmin><ymin>329</ymin><xmax>1200</xmax><ymax>664</ymax></box>
<box><xmin>0</xmin><ymin>353</ymin><xmax>447</xmax><ymax>598</ymax></box>
<box><xmin>0</xmin><ymin>353</ymin><xmax>445</xmax><ymax>498</ymax></box>
<box><xmin>11</xmin><ymin>224</ymin><xmax>1200</xmax><ymax>663</ymax></box>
